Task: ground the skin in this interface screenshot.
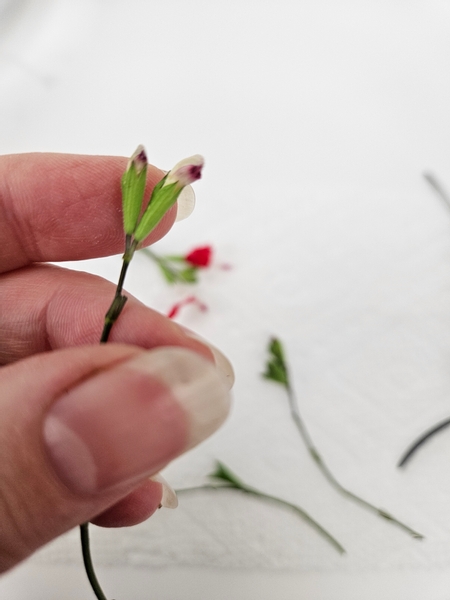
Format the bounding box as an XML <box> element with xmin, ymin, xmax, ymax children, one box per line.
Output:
<box><xmin>0</xmin><ymin>153</ymin><xmax>215</xmax><ymax>572</ymax></box>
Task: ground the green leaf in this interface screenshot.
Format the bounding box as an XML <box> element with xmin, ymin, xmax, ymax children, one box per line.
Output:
<box><xmin>263</xmin><ymin>337</ymin><xmax>289</xmax><ymax>387</ymax></box>
<box><xmin>178</xmin><ymin>266</ymin><xmax>198</xmax><ymax>283</ymax></box>
<box><xmin>269</xmin><ymin>337</ymin><xmax>285</xmax><ymax>363</ymax></box>
<box><xmin>134</xmin><ymin>179</ymin><xmax>180</xmax><ymax>242</ymax></box>
<box><xmin>121</xmin><ymin>160</ymin><xmax>148</xmax><ymax>236</ymax></box>
<box><xmin>158</xmin><ymin>262</ymin><xmax>177</xmax><ymax>284</ymax></box>
<box><xmin>209</xmin><ymin>461</ymin><xmax>243</xmax><ymax>488</ymax></box>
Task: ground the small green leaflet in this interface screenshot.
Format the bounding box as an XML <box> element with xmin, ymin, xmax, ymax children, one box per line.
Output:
<box><xmin>263</xmin><ymin>337</ymin><xmax>289</xmax><ymax>387</ymax></box>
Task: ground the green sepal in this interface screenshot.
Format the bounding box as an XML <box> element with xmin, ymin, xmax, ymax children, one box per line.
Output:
<box><xmin>178</xmin><ymin>266</ymin><xmax>198</xmax><ymax>283</ymax></box>
<box><xmin>134</xmin><ymin>178</ymin><xmax>180</xmax><ymax>242</ymax></box>
<box><xmin>209</xmin><ymin>461</ymin><xmax>243</xmax><ymax>488</ymax></box>
<box><xmin>158</xmin><ymin>262</ymin><xmax>178</xmax><ymax>284</ymax></box>
<box><xmin>121</xmin><ymin>162</ymin><xmax>148</xmax><ymax>235</ymax></box>
<box><xmin>263</xmin><ymin>337</ymin><xmax>289</xmax><ymax>387</ymax></box>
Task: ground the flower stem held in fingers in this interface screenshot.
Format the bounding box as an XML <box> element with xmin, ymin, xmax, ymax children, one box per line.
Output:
<box><xmin>81</xmin><ymin>146</ymin><xmax>204</xmax><ymax>600</ymax></box>
<box><xmin>263</xmin><ymin>338</ymin><xmax>423</xmax><ymax>539</ymax></box>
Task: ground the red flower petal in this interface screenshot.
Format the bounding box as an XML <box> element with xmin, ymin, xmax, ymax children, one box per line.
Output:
<box><xmin>167</xmin><ymin>295</ymin><xmax>208</xmax><ymax>319</ymax></box>
<box><xmin>184</xmin><ymin>245</ymin><xmax>212</xmax><ymax>267</ymax></box>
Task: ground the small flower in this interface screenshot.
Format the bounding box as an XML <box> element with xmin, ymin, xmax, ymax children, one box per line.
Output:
<box><xmin>127</xmin><ymin>144</ymin><xmax>148</xmax><ymax>175</ymax></box>
<box><xmin>133</xmin><ymin>155</ymin><xmax>204</xmax><ymax>242</ymax></box>
<box><xmin>121</xmin><ymin>144</ymin><xmax>149</xmax><ymax>236</ymax></box>
<box><xmin>184</xmin><ymin>245</ymin><xmax>212</xmax><ymax>267</ymax></box>
<box><xmin>164</xmin><ymin>155</ymin><xmax>204</xmax><ymax>189</ymax></box>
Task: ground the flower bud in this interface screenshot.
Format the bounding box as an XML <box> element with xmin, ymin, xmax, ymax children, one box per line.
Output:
<box><xmin>164</xmin><ymin>155</ymin><xmax>204</xmax><ymax>188</ymax></box>
<box><xmin>133</xmin><ymin>155</ymin><xmax>204</xmax><ymax>242</ymax></box>
<box><xmin>185</xmin><ymin>245</ymin><xmax>212</xmax><ymax>267</ymax></box>
<box><xmin>122</xmin><ymin>145</ymin><xmax>148</xmax><ymax>236</ymax></box>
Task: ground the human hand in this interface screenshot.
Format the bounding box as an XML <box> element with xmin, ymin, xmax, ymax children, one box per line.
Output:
<box><xmin>0</xmin><ymin>153</ymin><xmax>233</xmax><ymax>573</ymax></box>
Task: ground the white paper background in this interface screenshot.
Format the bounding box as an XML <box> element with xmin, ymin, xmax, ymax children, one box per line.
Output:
<box><xmin>2</xmin><ymin>1</ymin><xmax>450</xmax><ymax>598</ymax></box>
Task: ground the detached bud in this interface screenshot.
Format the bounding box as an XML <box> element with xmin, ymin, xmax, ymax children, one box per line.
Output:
<box><xmin>185</xmin><ymin>245</ymin><xmax>212</xmax><ymax>267</ymax></box>
<box><xmin>121</xmin><ymin>145</ymin><xmax>148</xmax><ymax>236</ymax></box>
<box><xmin>134</xmin><ymin>155</ymin><xmax>204</xmax><ymax>242</ymax></box>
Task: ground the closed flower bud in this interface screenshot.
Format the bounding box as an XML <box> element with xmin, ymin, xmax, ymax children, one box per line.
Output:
<box><xmin>133</xmin><ymin>155</ymin><xmax>204</xmax><ymax>242</ymax></box>
<box><xmin>164</xmin><ymin>155</ymin><xmax>204</xmax><ymax>189</ymax></box>
<box><xmin>122</xmin><ymin>145</ymin><xmax>148</xmax><ymax>236</ymax></box>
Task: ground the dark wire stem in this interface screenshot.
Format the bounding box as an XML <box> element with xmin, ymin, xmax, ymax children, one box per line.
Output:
<box><xmin>398</xmin><ymin>417</ymin><xmax>450</xmax><ymax>468</ymax></box>
<box><xmin>100</xmin><ymin>241</ymin><xmax>137</xmax><ymax>344</ymax></box>
<box><xmin>81</xmin><ymin>238</ymin><xmax>138</xmax><ymax>599</ymax></box>
<box><xmin>284</xmin><ymin>380</ymin><xmax>424</xmax><ymax>539</ymax></box>
<box><xmin>423</xmin><ymin>172</ymin><xmax>450</xmax><ymax>211</ymax></box>
<box><xmin>80</xmin><ymin>523</ymin><xmax>109</xmax><ymax>600</ymax></box>
<box><xmin>395</xmin><ymin>174</ymin><xmax>450</xmax><ymax>467</ymax></box>
<box><xmin>176</xmin><ymin>484</ymin><xmax>345</xmax><ymax>555</ymax></box>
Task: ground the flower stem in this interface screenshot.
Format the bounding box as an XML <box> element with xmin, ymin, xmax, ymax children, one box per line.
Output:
<box><xmin>394</xmin><ymin>173</ymin><xmax>450</xmax><ymax>468</ymax></box>
<box><xmin>176</xmin><ymin>483</ymin><xmax>345</xmax><ymax>555</ymax></box>
<box><xmin>140</xmin><ymin>247</ymin><xmax>184</xmax><ymax>282</ymax></box>
<box><xmin>284</xmin><ymin>381</ymin><xmax>423</xmax><ymax>539</ymax></box>
<box><xmin>100</xmin><ymin>242</ymin><xmax>136</xmax><ymax>344</ymax></box>
<box><xmin>81</xmin><ymin>240</ymin><xmax>138</xmax><ymax>599</ymax></box>
<box><xmin>80</xmin><ymin>523</ymin><xmax>109</xmax><ymax>600</ymax></box>
<box><xmin>398</xmin><ymin>417</ymin><xmax>450</xmax><ymax>468</ymax></box>
<box><xmin>423</xmin><ymin>172</ymin><xmax>450</xmax><ymax>211</ymax></box>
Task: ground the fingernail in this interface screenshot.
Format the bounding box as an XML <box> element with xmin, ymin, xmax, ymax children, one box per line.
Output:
<box><xmin>175</xmin><ymin>185</ymin><xmax>196</xmax><ymax>221</ymax></box>
<box><xmin>43</xmin><ymin>348</ymin><xmax>230</xmax><ymax>495</ymax></box>
<box><xmin>150</xmin><ymin>473</ymin><xmax>178</xmax><ymax>508</ymax></box>
<box><xmin>182</xmin><ymin>328</ymin><xmax>235</xmax><ymax>390</ymax></box>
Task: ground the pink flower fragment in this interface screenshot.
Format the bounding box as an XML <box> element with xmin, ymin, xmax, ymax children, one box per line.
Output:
<box><xmin>167</xmin><ymin>295</ymin><xmax>208</xmax><ymax>319</ymax></box>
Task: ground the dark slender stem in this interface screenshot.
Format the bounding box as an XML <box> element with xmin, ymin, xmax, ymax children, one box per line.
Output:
<box><xmin>81</xmin><ymin>240</ymin><xmax>138</xmax><ymax>598</ymax></box>
<box><xmin>176</xmin><ymin>484</ymin><xmax>345</xmax><ymax>555</ymax></box>
<box><xmin>284</xmin><ymin>381</ymin><xmax>423</xmax><ymax>539</ymax></box>
<box><xmin>398</xmin><ymin>417</ymin><xmax>450</xmax><ymax>468</ymax></box>
<box><xmin>80</xmin><ymin>524</ymin><xmax>109</xmax><ymax>600</ymax></box>
<box><xmin>99</xmin><ymin>244</ymin><xmax>136</xmax><ymax>344</ymax></box>
<box><xmin>394</xmin><ymin>174</ymin><xmax>450</xmax><ymax>467</ymax></box>
<box><xmin>423</xmin><ymin>172</ymin><xmax>450</xmax><ymax>211</ymax></box>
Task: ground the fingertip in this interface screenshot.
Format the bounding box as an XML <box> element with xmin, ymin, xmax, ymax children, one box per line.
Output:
<box><xmin>91</xmin><ymin>479</ymin><xmax>163</xmax><ymax>528</ymax></box>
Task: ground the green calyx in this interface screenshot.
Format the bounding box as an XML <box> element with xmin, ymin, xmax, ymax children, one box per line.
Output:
<box><xmin>263</xmin><ymin>337</ymin><xmax>289</xmax><ymax>387</ymax></box>
<box><xmin>133</xmin><ymin>178</ymin><xmax>180</xmax><ymax>242</ymax></box>
<box><xmin>121</xmin><ymin>160</ymin><xmax>148</xmax><ymax>236</ymax></box>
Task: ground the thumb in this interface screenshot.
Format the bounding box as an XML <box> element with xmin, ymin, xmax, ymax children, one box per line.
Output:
<box><xmin>0</xmin><ymin>344</ymin><xmax>231</xmax><ymax>572</ymax></box>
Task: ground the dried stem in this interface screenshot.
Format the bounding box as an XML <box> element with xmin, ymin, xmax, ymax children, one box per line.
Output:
<box><xmin>398</xmin><ymin>417</ymin><xmax>450</xmax><ymax>468</ymax></box>
<box><xmin>177</xmin><ymin>483</ymin><xmax>345</xmax><ymax>555</ymax></box>
<box><xmin>396</xmin><ymin>173</ymin><xmax>450</xmax><ymax>467</ymax></box>
<box><xmin>80</xmin><ymin>523</ymin><xmax>109</xmax><ymax>600</ymax></box>
<box><xmin>81</xmin><ymin>240</ymin><xmax>138</xmax><ymax>600</ymax></box>
<box><xmin>284</xmin><ymin>380</ymin><xmax>423</xmax><ymax>539</ymax></box>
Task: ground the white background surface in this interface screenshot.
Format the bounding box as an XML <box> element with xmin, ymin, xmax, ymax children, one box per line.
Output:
<box><xmin>2</xmin><ymin>1</ymin><xmax>450</xmax><ymax>598</ymax></box>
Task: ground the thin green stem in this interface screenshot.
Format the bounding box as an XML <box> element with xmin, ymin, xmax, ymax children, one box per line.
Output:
<box><xmin>80</xmin><ymin>524</ymin><xmax>109</xmax><ymax>600</ymax></box>
<box><xmin>284</xmin><ymin>381</ymin><xmax>423</xmax><ymax>539</ymax></box>
<box><xmin>176</xmin><ymin>483</ymin><xmax>345</xmax><ymax>555</ymax></box>
<box><xmin>140</xmin><ymin>247</ymin><xmax>181</xmax><ymax>280</ymax></box>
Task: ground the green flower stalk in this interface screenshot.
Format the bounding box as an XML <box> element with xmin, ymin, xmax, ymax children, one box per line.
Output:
<box><xmin>177</xmin><ymin>461</ymin><xmax>345</xmax><ymax>555</ymax></box>
<box><xmin>100</xmin><ymin>149</ymin><xmax>204</xmax><ymax>343</ymax></box>
<box><xmin>81</xmin><ymin>147</ymin><xmax>204</xmax><ymax>600</ymax></box>
<box><xmin>263</xmin><ymin>337</ymin><xmax>424</xmax><ymax>540</ymax></box>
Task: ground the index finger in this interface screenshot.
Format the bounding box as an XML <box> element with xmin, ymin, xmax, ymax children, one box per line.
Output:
<box><xmin>0</xmin><ymin>153</ymin><xmax>173</xmax><ymax>273</ymax></box>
